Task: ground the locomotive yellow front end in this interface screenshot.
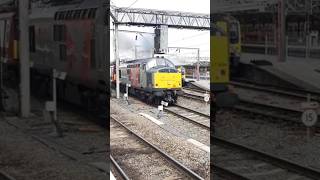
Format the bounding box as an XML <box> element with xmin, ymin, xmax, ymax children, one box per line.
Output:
<box><xmin>144</xmin><ymin>57</ymin><xmax>182</xmax><ymax>105</ymax></box>
<box><xmin>153</xmin><ymin>72</ymin><xmax>182</xmax><ymax>89</ymax></box>
<box><xmin>152</xmin><ymin>69</ymin><xmax>182</xmax><ymax>104</ymax></box>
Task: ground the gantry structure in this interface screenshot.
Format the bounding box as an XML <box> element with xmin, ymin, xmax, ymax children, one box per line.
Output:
<box><xmin>110</xmin><ymin>6</ymin><xmax>210</xmax><ymax>30</ymax></box>
<box><xmin>212</xmin><ymin>0</ymin><xmax>320</xmax><ymax>14</ymax></box>
<box><xmin>110</xmin><ymin>6</ymin><xmax>212</xmax><ymax>97</ymax></box>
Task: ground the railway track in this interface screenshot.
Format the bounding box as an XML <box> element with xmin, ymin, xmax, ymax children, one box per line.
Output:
<box><xmin>230</xmin><ymin>79</ymin><xmax>320</xmax><ymax>102</ymax></box>
<box><xmin>181</xmin><ymin>93</ymin><xmax>206</xmax><ymax>102</ymax></box>
<box><xmin>0</xmin><ymin>171</ymin><xmax>15</xmax><ymax>180</ymax></box>
<box><xmin>183</xmin><ymin>87</ymin><xmax>208</xmax><ymax>94</ymax></box>
<box><xmin>110</xmin><ymin>155</ymin><xmax>130</xmax><ymax>180</ymax></box>
<box><xmin>226</xmin><ymin>79</ymin><xmax>320</xmax><ymax>128</ymax></box>
<box><xmin>234</xmin><ymin>99</ymin><xmax>320</xmax><ymax>128</ymax></box>
<box><xmin>164</xmin><ymin>105</ymin><xmax>210</xmax><ymax>130</ymax></box>
<box><xmin>181</xmin><ymin>87</ymin><xmax>210</xmax><ymax>103</ymax></box>
<box><xmin>213</xmin><ymin>136</ymin><xmax>320</xmax><ymax>180</ymax></box>
<box><xmin>110</xmin><ymin>115</ymin><xmax>204</xmax><ymax>180</ymax></box>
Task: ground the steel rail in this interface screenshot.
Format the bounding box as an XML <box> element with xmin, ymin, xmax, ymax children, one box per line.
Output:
<box><xmin>0</xmin><ymin>171</ymin><xmax>16</xmax><ymax>180</ymax></box>
<box><xmin>235</xmin><ymin>98</ymin><xmax>320</xmax><ymax>128</ymax></box>
<box><xmin>183</xmin><ymin>87</ymin><xmax>208</xmax><ymax>94</ymax></box>
<box><xmin>213</xmin><ymin>136</ymin><xmax>320</xmax><ymax>180</ymax></box>
<box><xmin>230</xmin><ymin>79</ymin><xmax>320</xmax><ymax>101</ymax></box>
<box><xmin>181</xmin><ymin>93</ymin><xmax>204</xmax><ymax>102</ymax></box>
<box><xmin>110</xmin><ymin>155</ymin><xmax>130</xmax><ymax>180</ymax></box>
<box><xmin>213</xmin><ymin>165</ymin><xmax>250</xmax><ymax>180</ymax></box>
<box><xmin>174</xmin><ymin>105</ymin><xmax>210</xmax><ymax>118</ymax></box>
<box><xmin>110</xmin><ymin>115</ymin><xmax>204</xmax><ymax>180</ymax></box>
<box><xmin>231</xmin><ymin>81</ymin><xmax>320</xmax><ymax>100</ymax></box>
<box><xmin>164</xmin><ymin>106</ymin><xmax>210</xmax><ymax>130</ymax></box>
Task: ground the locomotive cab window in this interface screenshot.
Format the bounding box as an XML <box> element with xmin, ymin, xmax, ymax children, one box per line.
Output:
<box><xmin>156</xmin><ymin>58</ymin><xmax>174</xmax><ymax>68</ymax></box>
<box><xmin>146</xmin><ymin>58</ymin><xmax>174</xmax><ymax>70</ymax></box>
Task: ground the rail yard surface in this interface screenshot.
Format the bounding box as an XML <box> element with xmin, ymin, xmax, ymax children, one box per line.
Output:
<box><xmin>0</xmin><ymin>89</ymin><xmax>107</xmax><ymax>180</ymax></box>
<box><xmin>214</xmin><ymin>79</ymin><xmax>320</xmax><ymax>179</ymax></box>
<box><xmin>110</xmin><ymin>89</ymin><xmax>210</xmax><ymax>179</ymax></box>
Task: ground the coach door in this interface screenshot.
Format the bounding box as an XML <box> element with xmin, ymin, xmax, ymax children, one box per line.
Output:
<box><xmin>140</xmin><ymin>63</ymin><xmax>147</xmax><ymax>88</ymax></box>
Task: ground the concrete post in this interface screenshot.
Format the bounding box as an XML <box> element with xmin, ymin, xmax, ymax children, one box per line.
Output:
<box><xmin>278</xmin><ymin>0</ymin><xmax>286</xmax><ymax>62</ymax></box>
<box><xmin>265</xmin><ymin>33</ymin><xmax>268</xmax><ymax>55</ymax></box>
<box><xmin>114</xmin><ymin>23</ymin><xmax>120</xmax><ymax>99</ymax></box>
<box><xmin>197</xmin><ymin>48</ymin><xmax>200</xmax><ymax>81</ymax></box>
<box><xmin>53</xmin><ymin>69</ymin><xmax>57</xmax><ymax>122</ymax></box>
<box><xmin>19</xmin><ymin>0</ymin><xmax>30</xmax><ymax>117</ymax></box>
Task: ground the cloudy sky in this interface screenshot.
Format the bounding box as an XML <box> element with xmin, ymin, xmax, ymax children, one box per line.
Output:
<box><xmin>110</xmin><ymin>0</ymin><xmax>210</xmax><ymax>65</ymax></box>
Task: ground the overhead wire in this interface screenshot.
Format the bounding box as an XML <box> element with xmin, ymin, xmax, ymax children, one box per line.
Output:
<box><xmin>169</xmin><ymin>32</ymin><xmax>208</xmax><ymax>44</ymax></box>
<box><xmin>122</xmin><ymin>0</ymin><xmax>139</xmax><ymax>10</ymax></box>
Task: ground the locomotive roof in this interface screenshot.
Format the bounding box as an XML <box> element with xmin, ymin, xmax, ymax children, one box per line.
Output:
<box><xmin>124</xmin><ymin>57</ymin><xmax>173</xmax><ymax>65</ymax></box>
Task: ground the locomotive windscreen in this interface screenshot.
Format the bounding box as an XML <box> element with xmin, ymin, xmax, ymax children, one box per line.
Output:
<box><xmin>146</xmin><ymin>58</ymin><xmax>175</xmax><ymax>70</ymax></box>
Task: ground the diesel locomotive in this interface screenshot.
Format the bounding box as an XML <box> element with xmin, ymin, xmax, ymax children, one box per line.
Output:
<box><xmin>112</xmin><ymin>57</ymin><xmax>182</xmax><ymax>105</ymax></box>
<box><xmin>211</xmin><ymin>20</ymin><xmax>239</xmax><ymax>108</ymax></box>
<box><xmin>216</xmin><ymin>15</ymin><xmax>241</xmax><ymax>75</ymax></box>
<box><xmin>0</xmin><ymin>0</ymin><xmax>108</xmax><ymax>119</ymax></box>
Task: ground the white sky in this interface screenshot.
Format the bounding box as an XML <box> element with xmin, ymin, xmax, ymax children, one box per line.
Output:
<box><xmin>110</xmin><ymin>0</ymin><xmax>210</xmax><ymax>65</ymax></box>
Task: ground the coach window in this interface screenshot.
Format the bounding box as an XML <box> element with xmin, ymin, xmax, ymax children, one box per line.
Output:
<box><xmin>73</xmin><ymin>10</ymin><xmax>79</xmax><ymax>19</ymax></box>
<box><xmin>69</xmin><ymin>11</ymin><xmax>74</xmax><ymax>19</ymax></box>
<box><xmin>58</xmin><ymin>12</ymin><xmax>63</xmax><ymax>20</ymax></box>
<box><xmin>62</xmin><ymin>11</ymin><xmax>67</xmax><ymax>20</ymax></box>
<box><xmin>76</xmin><ymin>10</ymin><xmax>82</xmax><ymax>19</ymax></box>
<box><xmin>29</xmin><ymin>26</ymin><xmax>36</xmax><ymax>52</ymax></box>
<box><xmin>88</xmin><ymin>8</ymin><xmax>97</xmax><ymax>19</ymax></box>
<box><xmin>54</xmin><ymin>12</ymin><xmax>58</xmax><ymax>20</ymax></box>
<box><xmin>82</xmin><ymin>9</ymin><xmax>88</xmax><ymax>19</ymax></box>
<box><xmin>66</xmin><ymin>11</ymin><xmax>72</xmax><ymax>19</ymax></box>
